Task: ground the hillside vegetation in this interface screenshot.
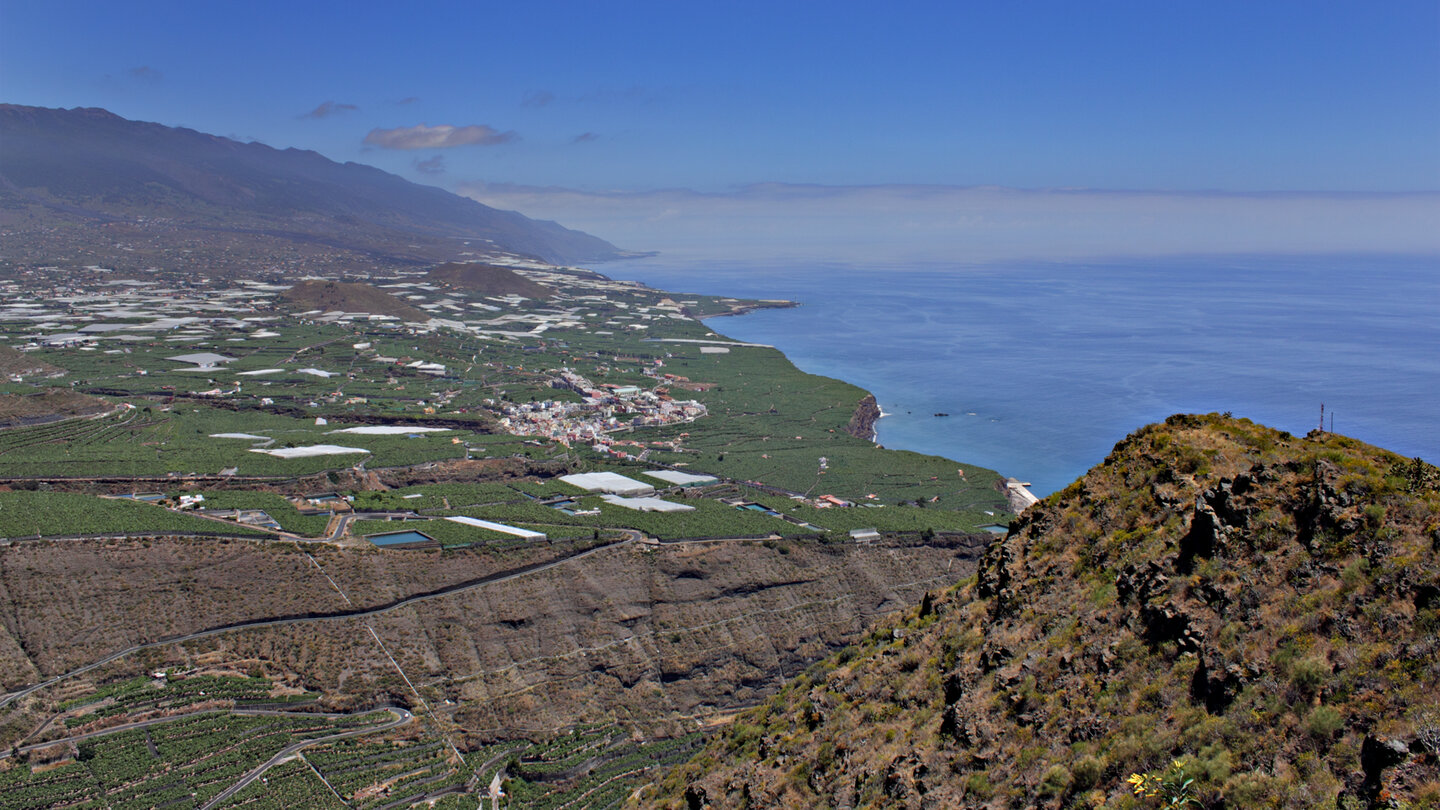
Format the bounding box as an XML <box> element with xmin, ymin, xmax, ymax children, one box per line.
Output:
<box><xmin>649</xmin><ymin>414</ymin><xmax>1440</xmax><ymax>809</ymax></box>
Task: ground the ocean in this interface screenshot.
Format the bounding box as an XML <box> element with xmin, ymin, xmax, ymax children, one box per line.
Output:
<box><xmin>600</xmin><ymin>255</ymin><xmax>1440</xmax><ymax>496</ymax></box>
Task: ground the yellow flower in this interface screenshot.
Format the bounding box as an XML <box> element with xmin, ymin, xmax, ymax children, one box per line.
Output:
<box><xmin>1126</xmin><ymin>773</ymin><xmax>1150</xmax><ymax>796</ymax></box>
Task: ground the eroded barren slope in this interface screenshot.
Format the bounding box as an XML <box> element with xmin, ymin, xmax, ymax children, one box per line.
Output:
<box><xmin>0</xmin><ymin>534</ymin><xmax>984</xmax><ymax>743</ymax></box>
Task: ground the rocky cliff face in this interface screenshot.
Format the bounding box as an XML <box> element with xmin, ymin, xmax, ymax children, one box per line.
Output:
<box><xmin>0</xmin><ymin>533</ymin><xmax>986</xmax><ymax>742</ymax></box>
<box><xmin>845</xmin><ymin>395</ymin><xmax>882</xmax><ymax>442</ymax></box>
<box><xmin>649</xmin><ymin>415</ymin><xmax>1440</xmax><ymax>809</ymax></box>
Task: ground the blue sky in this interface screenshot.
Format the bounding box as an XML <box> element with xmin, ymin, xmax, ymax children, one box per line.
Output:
<box><xmin>3</xmin><ymin>0</ymin><xmax>1438</xmax><ymax>260</ymax></box>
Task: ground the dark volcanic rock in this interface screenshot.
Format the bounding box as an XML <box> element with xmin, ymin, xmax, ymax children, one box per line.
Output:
<box><xmin>650</xmin><ymin>414</ymin><xmax>1440</xmax><ymax>808</ymax></box>
<box><xmin>845</xmin><ymin>394</ymin><xmax>882</xmax><ymax>442</ymax></box>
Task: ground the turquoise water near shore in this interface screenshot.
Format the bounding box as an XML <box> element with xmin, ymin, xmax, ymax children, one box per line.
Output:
<box><xmin>602</xmin><ymin>255</ymin><xmax>1440</xmax><ymax>496</ymax></box>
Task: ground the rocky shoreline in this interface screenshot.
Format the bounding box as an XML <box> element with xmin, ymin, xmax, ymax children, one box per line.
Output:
<box><xmin>844</xmin><ymin>393</ymin><xmax>882</xmax><ymax>441</ymax></box>
<box><xmin>698</xmin><ymin>298</ymin><xmax>798</xmax><ymax>319</ymax></box>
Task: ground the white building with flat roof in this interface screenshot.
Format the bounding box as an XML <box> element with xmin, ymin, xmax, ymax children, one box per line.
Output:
<box><xmin>445</xmin><ymin>516</ymin><xmax>546</xmax><ymax>541</ymax></box>
<box><xmin>166</xmin><ymin>352</ymin><xmax>235</xmax><ymax>369</ymax></box>
<box><xmin>559</xmin><ymin>471</ymin><xmax>655</xmax><ymax>496</ymax></box>
<box><xmin>642</xmin><ymin>470</ymin><xmax>719</xmax><ymax>487</ymax></box>
<box><xmin>599</xmin><ymin>494</ymin><xmax>695</xmax><ymax>513</ymax></box>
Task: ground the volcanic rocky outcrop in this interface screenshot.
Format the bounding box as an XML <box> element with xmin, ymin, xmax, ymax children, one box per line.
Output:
<box><xmin>651</xmin><ymin>414</ymin><xmax>1440</xmax><ymax>808</ymax></box>
<box><xmin>845</xmin><ymin>394</ymin><xmax>882</xmax><ymax>442</ymax></box>
<box><xmin>279</xmin><ymin>279</ymin><xmax>430</xmax><ymax>321</ymax></box>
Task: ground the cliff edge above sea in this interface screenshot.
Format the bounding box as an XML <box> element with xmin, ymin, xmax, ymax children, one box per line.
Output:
<box><xmin>845</xmin><ymin>394</ymin><xmax>883</xmax><ymax>442</ymax></box>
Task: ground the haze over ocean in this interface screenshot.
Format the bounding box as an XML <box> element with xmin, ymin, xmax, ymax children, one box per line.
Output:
<box><xmin>604</xmin><ymin>255</ymin><xmax>1440</xmax><ymax>496</ymax></box>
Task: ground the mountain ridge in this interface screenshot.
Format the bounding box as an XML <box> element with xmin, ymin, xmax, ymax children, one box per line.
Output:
<box><xmin>0</xmin><ymin>104</ymin><xmax>633</xmax><ymax>271</ymax></box>
<box><xmin>647</xmin><ymin>414</ymin><xmax>1440</xmax><ymax>809</ymax></box>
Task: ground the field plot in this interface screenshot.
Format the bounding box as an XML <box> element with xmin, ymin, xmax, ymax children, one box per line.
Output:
<box><xmin>191</xmin><ymin>492</ymin><xmax>332</xmax><ymax>537</ymax></box>
<box><xmin>349</xmin><ymin>481</ymin><xmax>533</xmax><ymax>512</ymax></box>
<box><xmin>215</xmin><ymin>757</ymin><xmax>346</xmax><ymax>809</ymax></box>
<box><xmin>466</xmin><ymin>495</ymin><xmax>794</xmax><ymax>540</ymax></box>
<box><xmin>0</xmin><ymin>492</ymin><xmax>270</xmax><ymax>539</ymax></box>
<box><xmin>60</xmin><ymin>675</ymin><xmax>317</xmax><ymax>727</ymax></box>
<box><xmin>282</xmin><ymin>736</ymin><xmax>459</xmax><ymax>807</ymax></box>
<box><xmin>351</xmin><ymin>518</ymin><xmax>521</xmax><ymax>547</ymax></box>
<box><xmin>218</xmin><ymin>724</ymin><xmax>700</xmax><ymax>810</ymax></box>
<box><xmin>0</xmin><ymin>405</ymin><xmax>481</xmax><ymax>478</ymax></box>
<box><xmin>3</xmin><ymin>711</ymin><xmax>701</xmax><ymax>810</ymax></box>
<box><xmin>0</xmin><ymin>709</ymin><xmax>397</xmax><ymax>810</ymax></box>
<box><xmin>504</xmin><ymin>726</ymin><xmax>704</xmax><ymax>810</ymax></box>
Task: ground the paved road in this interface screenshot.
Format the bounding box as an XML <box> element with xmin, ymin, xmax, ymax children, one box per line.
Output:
<box><xmin>199</xmin><ymin>707</ymin><xmax>414</xmax><ymax>810</ymax></box>
<box><xmin>326</xmin><ymin>512</ymin><xmax>355</xmax><ymax>541</ymax></box>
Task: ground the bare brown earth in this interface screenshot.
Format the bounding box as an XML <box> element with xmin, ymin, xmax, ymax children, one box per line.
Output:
<box><xmin>0</xmin><ymin>390</ymin><xmax>110</xmax><ymax>427</ymax></box>
<box><xmin>426</xmin><ymin>261</ymin><xmax>553</xmax><ymax>299</ymax></box>
<box><xmin>845</xmin><ymin>394</ymin><xmax>882</xmax><ymax>442</ymax></box>
<box><xmin>0</xmin><ymin>345</ymin><xmax>65</xmax><ymax>380</ymax></box>
<box><xmin>0</xmin><ymin>533</ymin><xmax>984</xmax><ymax>743</ymax></box>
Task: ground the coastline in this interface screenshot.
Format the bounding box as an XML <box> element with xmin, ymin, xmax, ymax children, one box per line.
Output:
<box><xmin>605</xmin><ymin>256</ymin><xmax>1440</xmax><ymax>499</ymax></box>
<box><xmin>844</xmin><ymin>393</ymin><xmax>882</xmax><ymax>442</ymax></box>
<box><xmin>616</xmin><ymin>268</ymin><xmax>1026</xmax><ymax>510</ymax></box>
<box><xmin>697</xmin><ymin>299</ymin><xmax>799</xmax><ymax>319</ymax></box>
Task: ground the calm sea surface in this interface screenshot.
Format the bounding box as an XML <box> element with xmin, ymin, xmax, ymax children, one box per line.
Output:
<box><xmin>600</xmin><ymin>255</ymin><xmax>1440</xmax><ymax>496</ymax></box>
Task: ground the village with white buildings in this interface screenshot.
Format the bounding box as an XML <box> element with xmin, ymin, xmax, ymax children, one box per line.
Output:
<box><xmin>494</xmin><ymin>366</ymin><xmax>707</xmax><ymax>451</ymax></box>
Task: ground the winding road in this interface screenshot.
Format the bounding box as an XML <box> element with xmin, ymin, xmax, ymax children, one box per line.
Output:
<box><xmin>198</xmin><ymin>706</ymin><xmax>414</xmax><ymax>810</ymax></box>
<box><xmin>1</xmin><ymin>705</ymin><xmax>413</xmax><ymax>810</ymax></box>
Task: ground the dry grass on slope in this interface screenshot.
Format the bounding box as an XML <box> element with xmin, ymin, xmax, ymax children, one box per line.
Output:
<box><xmin>651</xmin><ymin>414</ymin><xmax>1440</xmax><ymax>810</ymax></box>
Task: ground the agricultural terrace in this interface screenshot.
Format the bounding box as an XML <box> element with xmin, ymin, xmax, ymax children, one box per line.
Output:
<box><xmin>0</xmin><ymin>708</ymin><xmax>399</xmax><ymax>810</ymax></box>
<box><xmin>0</xmin><ymin>263</ymin><xmax>1009</xmax><ymax>546</ymax></box>
<box><xmin>0</xmin><ymin>492</ymin><xmax>271</xmax><ymax>540</ymax></box>
<box><xmin>4</xmin><ymin>668</ymin><xmax>706</xmax><ymax>810</ymax></box>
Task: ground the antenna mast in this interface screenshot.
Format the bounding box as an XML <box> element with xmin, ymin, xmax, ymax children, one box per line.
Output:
<box><xmin>1319</xmin><ymin>403</ymin><xmax>1325</xmax><ymax>433</ymax></box>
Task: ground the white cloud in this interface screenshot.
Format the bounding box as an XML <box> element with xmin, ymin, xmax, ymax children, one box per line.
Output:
<box><xmin>302</xmin><ymin>101</ymin><xmax>359</xmax><ymax>119</ymax></box>
<box><xmin>457</xmin><ymin>182</ymin><xmax>1440</xmax><ymax>263</ymax></box>
<box><xmin>413</xmin><ymin>155</ymin><xmax>446</xmax><ymax>175</ymax></box>
<box><xmin>364</xmin><ymin>123</ymin><xmax>516</xmax><ymax>150</ymax></box>
<box><xmin>128</xmin><ymin>65</ymin><xmax>163</xmax><ymax>82</ymax></box>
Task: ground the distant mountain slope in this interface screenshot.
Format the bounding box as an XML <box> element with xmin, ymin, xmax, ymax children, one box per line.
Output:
<box><xmin>280</xmin><ymin>280</ymin><xmax>429</xmax><ymax>321</ymax></box>
<box><xmin>0</xmin><ymin>104</ymin><xmax>630</xmax><ymax>270</ymax></box>
<box><xmin>425</xmin><ymin>261</ymin><xmax>553</xmax><ymax>299</ymax></box>
<box><xmin>650</xmin><ymin>414</ymin><xmax>1440</xmax><ymax>809</ymax></box>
